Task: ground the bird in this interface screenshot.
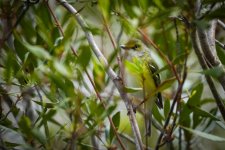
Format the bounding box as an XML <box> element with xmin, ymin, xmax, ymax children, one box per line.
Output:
<box><xmin>120</xmin><ymin>39</ymin><xmax>163</xmax><ymax>136</ymax></box>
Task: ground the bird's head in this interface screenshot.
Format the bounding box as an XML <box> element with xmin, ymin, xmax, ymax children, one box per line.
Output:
<box><xmin>120</xmin><ymin>39</ymin><xmax>143</xmax><ymax>51</ymax></box>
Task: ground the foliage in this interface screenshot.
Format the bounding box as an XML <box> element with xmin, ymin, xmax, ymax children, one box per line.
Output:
<box><xmin>0</xmin><ymin>0</ymin><xmax>225</xmax><ymax>149</ymax></box>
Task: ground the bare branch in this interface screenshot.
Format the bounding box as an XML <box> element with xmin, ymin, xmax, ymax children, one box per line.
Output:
<box><xmin>197</xmin><ymin>20</ymin><xmax>225</xmax><ymax>92</ymax></box>
<box><xmin>191</xmin><ymin>29</ymin><xmax>225</xmax><ymax>120</ymax></box>
<box><xmin>56</xmin><ymin>0</ymin><xmax>143</xmax><ymax>149</ymax></box>
<box><xmin>216</xmin><ymin>39</ymin><xmax>225</xmax><ymax>50</ymax></box>
<box><xmin>218</xmin><ymin>20</ymin><xmax>225</xmax><ymax>30</ymax></box>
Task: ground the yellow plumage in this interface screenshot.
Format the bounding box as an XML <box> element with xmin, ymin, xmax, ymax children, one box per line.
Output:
<box><xmin>121</xmin><ymin>39</ymin><xmax>163</xmax><ymax>136</ymax></box>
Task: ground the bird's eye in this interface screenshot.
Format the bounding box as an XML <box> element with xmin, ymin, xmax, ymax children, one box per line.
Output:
<box><xmin>133</xmin><ymin>44</ymin><xmax>139</xmax><ymax>49</ymax></box>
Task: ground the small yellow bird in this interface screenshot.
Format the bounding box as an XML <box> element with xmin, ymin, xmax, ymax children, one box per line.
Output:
<box><xmin>121</xmin><ymin>39</ymin><xmax>163</xmax><ymax>136</ymax></box>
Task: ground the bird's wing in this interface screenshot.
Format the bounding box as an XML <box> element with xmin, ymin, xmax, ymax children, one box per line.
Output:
<box><xmin>147</xmin><ymin>61</ymin><xmax>163</xmax><ymax>109</ymax></box>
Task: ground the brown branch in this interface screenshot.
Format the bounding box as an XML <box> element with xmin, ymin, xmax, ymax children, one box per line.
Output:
<box><xmin>155</xmin><ymin>79</ymin><xmax>185</xmax><ymax>150</ymax></box>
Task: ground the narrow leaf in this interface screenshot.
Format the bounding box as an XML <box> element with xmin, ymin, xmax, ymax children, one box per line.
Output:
<box><xmin>180</xmin><ymin>126</ymin><xmax>225</xmax><ymax>142</ymax></box>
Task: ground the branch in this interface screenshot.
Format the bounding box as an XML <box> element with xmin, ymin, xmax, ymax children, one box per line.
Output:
<box><xmin>218</xmin><ymin>20</ymin><xmax>225</xmax><ymax>30</ymax></box>
<box><xmin>197</xmin><ymin>20</ymin><xmax>225</xmax><ymax>93</ymax></box>
<box><xmin>216</xmin><ymin>39</ymin><xmax>225</xmax><ymax>50</ymax></box>
<box><xmin>191</xmin><ymin>28</ymin><xmax>225</xmax><ymax>120</ymax></box>
<box><xmin>45</xmin><ymin>1</ymin><xmax>127</xmax><ymax>149</ymax></box>
<box><xmin>56</xmin><ymin>0</ymin><xmax>143</xmax><ymax>149</ymax></box>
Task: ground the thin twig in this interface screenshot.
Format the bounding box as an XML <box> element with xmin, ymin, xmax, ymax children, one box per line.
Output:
<box><xmin>45</xmin><ymin>1</ymin><xmax>126</xmax><ymax>149</ymax></box>
<box><xmin>216</xmin><ymin>39</ymin><xmax>225</xmax><ymax>50</ymax></box>
<box><xmin>155</xmin><ymin>80</ymin><xmax>184</xmax><ymax>150</ymax></box>
<box><xmin>218</xmin><ymin>20</ymin><xmax>225</xmax><ymax>30</ymax></box>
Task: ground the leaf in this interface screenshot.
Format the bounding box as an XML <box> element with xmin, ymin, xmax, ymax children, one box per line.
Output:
<box><xmin>187</xmin><ymin>83</ymin><xmax>203</xmax><ymax>106</ymax></box>
<box><xmin>152</xmin><ymin>104</ymin><xmax>164</xmax><ymax>125</ymax></box>
<box><xmin>217</xmin><ymin>46</ymin><xmax>225</xmax><ymax>65</ymax></box>
<box><xmin>77</xmin><ymin>45</ymin><xmax>92</xmax><ymax>68</ymax></box>
<box><xmin>124</xmin><ymin>60</ymin><xmax>142</xmax><ymax>75</ymax></box>
<box><xmin>164</xmin><ymin>99</ymin><xmax>170</xmax><ymax>118</ymax></box>
<box><xmin>189</xmin><ymin>105</ymin><xmax>220</xmax><ymax>121</ymax></box>
<box><xmin>203</xmin><ymin>0</ymin><xmax>225</xmax><ymax>4</ymax></box>
<box><xmin>153</xmin><ymin>0</ymin><xmax>165</xmax><ymax>10</ymax></box>
<box><xmin>31</xmin><ymin>128</ymin><xmax>47</xmax><ymax>145</ymax></box>
<box><xmin>124</xmin><ymin>86</ymin><xmax>142</xmax><ymax>93</ymax></box>
<box><xmin>155</xmin><ymin>77</ymin><xmax>176</xmax><ymax>93</ymax></box>
<box><xmin>180</xmin><ymin>125</ymin><xmax>225</xmax><ymax>142</ymax></box>
<box><xmin>33</xmin><ymin>100</ymin><xmax>56</xmax><ymax>108</ymax></box>
<box><xmin>93</xmin><ymin>59</ymin><xmax>106</xmax><ymax>91</ymax></box>
<box><xmin>98</xmin><ymin>0</ymin><xmax>110</xmax><ymax>19</ymax></box>
<box><xmin>109</xmin><ymin>112</ymin><xmax>120</xmax><ymax>143</ymax></box>
<box><xmin>216</xmin><ymin>121</ymin><xmax>225</xmax><ymax>130</ymax></box>
<box><xmin>24</xmin><ymin>43</ymin><xmax>51</xmax><ymax>60</ymax></box>
<box><xmin>54</xmin><ymin>60</ymin><xmax>72</xmax><ymax>78</ymax></box>
<box><xmin>18</xmin><ymin>116</ymin><xmax>32</xmax><ymax>134</ymax></box>
<box><xmin>200</xmin><ymin>66</ymin><xmax>224</xmax><ymax>79</ymax></box>
<box><xmin>206</xmin><ymin>5</ymin><xmax>225</xmax><ymax>19</ymax></box>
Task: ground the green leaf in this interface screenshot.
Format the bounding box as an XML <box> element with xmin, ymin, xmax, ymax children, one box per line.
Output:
<box><xmin>124</xmin><ymin>86</ymin><xmax>142</xmax><ymax>93</ymax></box>
<box><xmin>54</xmin><ymin>60</ymin><xmax>72</xmax><ymax>78</ymax></box>
<box><xmin>31</xmin><ymin>128</ymin><xmax>47</xmax><ymax>145</ymax></box>
<box><xmin>33</xmin><ymin>100</ymin><xmax>56</xmax><ymax>108</ymax></box>
<box><xmin>200</xmin><ymin>66</ymin><xmax>224</xmax><ymax>79</ymax></box>
<box><xmin>152</xmin><ymin>104</ymin><xmax>164</xmax><ymax>125</ymax></box>
<box><xmin>217</xmin><ymin>46</ymin><xmax>225</xmax><ymax>65</ymax></box>
<box><xmin>164</xmin><ymin>99</ymin><xmax>170</xmax><ymax>118</ymax></box>
<box><xmin>206</xmin><ymin>5</ymin><xmax>225</xmax><ymax>19</ymax></box>
<box><xmin>203</xmin><ymin>0</ymin><xmax>225</xmax><ymax>4</ymax></box>
<box><xmin>155</xmin><ymin>77</ymin><xmax>176</xmax><ymax>93</ymax></box>
<box><xmin>77</xmin><ymin>45</ymin><xmax>92</xmax><ymax>69</ymax></box>
<box><xmin>153</xmin><ymin>0</ymin><xmax>165</xmax><ymax>10</ymax></box>
<box><xmin>124</xmin><ymin>60</ymin><xmax>142</xmax><ymax>75</ymax></box>
<box><xmin>98</xmin><ymin>0</ymin><xmax>110</xmax><ymax>18</ymax></box>
<box><xmin>93</xmin><ymin>59</ymin><xmax>106</xmax><ymax>91</ymax></box>
<box><xmin>188</xmin><ymin>105</ymin><xmax>219</xmax><ymax>121</ymax></box>
<box><xmin>24</xmin><ymin>43</ymin><xmax>51</xmax><ymax>60</ymax></box>
<box><xmin>109</xmin><ymin>112</ymin><xmax>120</xmax><ymax>143</ymax></box>
<box><xmin>18</xmin><ymin>116</ymin><xmax>32</xmax><ymax>136</ymax></box>
<box><xmin>180</xmin><ymin>125</ymin><xmax>225</xmax><ymax>142</ymax></box>
<box><xmin>4</xmin><ymin>141</ymin><xmax>20</xmax><ymax>148</ymax></box>
<box><xmin>187</xmin><ymin>83</ymin><xmax>203</xmax><ymax>106</ymax></box>
<box><xmin>64</xmin><ymin>17</ymin><xmax>76</xmax><ymax>38</ymax></box>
